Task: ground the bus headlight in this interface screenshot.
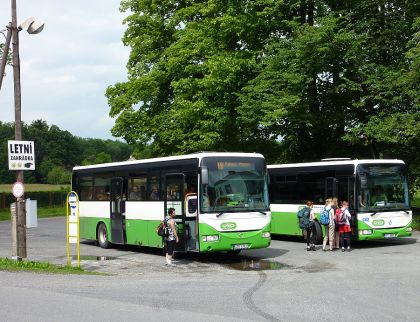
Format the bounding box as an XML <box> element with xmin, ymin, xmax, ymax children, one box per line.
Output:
<box><xmin>406</xmin><ymin>227</ymin><xmax>412</xmax><ymax>232</ymax></box>
<box><xmin>202</xmin><ymin>235</ymin><xmax>219</xmax><ymax>242</ymax></box>
<box><xmin>359</xmin><ymin>230</ymin><xmax>372</xmax><ymax>235</ymax></box>
<box><xmin>262</xmin><ymin>232</ymin><xmax>271</xmax><ymax>238</ymax></box>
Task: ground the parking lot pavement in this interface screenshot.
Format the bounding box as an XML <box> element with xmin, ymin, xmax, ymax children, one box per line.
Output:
<box><xmin>1</xmin><ymin>217</ymin><xmax>418</xmax><ymax>276</ymax></box>
<box><xmin>1</xmin><ymin>218</ymin><xmax>420</xmax><ymax>321</ymax></box>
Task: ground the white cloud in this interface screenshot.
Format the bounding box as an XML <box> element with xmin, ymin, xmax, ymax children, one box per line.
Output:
<box><xmin>0</xmin><ymin>0</ymin><xmax>130</xmax><ymax>140</ymax></box>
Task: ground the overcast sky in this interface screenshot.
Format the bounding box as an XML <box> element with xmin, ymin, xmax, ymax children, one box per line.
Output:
<box><xmin>0</xmin><ymin>0</ymin><xmax>130</xmax><ymax>140</ymax></box>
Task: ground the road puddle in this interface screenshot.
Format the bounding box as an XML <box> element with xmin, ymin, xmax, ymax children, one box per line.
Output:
<box><xmin>72</xmin><ymin>255</ymin><xmax>116</xmax><ymax>261</ymax></box>
<box><xmin>227</xmin><ymin>259</ymin><xmax>284</xmax><ymax>271</ymax></box>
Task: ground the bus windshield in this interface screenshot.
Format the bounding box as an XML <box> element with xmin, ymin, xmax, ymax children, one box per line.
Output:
<box><xmin>200</xmin><ymin>157</ymin><xmax>269</xmax><ymax>213</ymax></box>
<box><xmin>357</xmin><ymin>164</ymin><xmax>410</xmax><ymax>212</ymax></box>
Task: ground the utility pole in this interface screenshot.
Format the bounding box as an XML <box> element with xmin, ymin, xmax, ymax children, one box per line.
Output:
<box><xmin>11</xmin><ymin>0</ymin><xmax>26</xmax><ymax>259</ymax></box>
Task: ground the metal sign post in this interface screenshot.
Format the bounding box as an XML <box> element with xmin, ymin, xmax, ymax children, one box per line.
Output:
<box><xmin>66</xmin><ymin>191</ymin><xmax>80</xmax><ymax>267</ymax></box>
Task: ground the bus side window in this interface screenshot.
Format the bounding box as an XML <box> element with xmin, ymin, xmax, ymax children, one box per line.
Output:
<box><xmin>129</xmin><ymin>176</ymin><xmax>147</xmax><ymax>200</ymax></box>
<box><xmin>148</xmin><ymin>173</ymin><xmax>161</xmax><ymax>201</ymax></box>
<box><xmin>79</xmin><ymin>176</ymin><xmax>93</xmax><ymax>201</ymax></box>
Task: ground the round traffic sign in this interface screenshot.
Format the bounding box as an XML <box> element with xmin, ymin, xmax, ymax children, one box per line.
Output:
<box><xmin>12</xmin><ymin>181</ymin><xmax>25</xmax><ymax>198</ymax></box>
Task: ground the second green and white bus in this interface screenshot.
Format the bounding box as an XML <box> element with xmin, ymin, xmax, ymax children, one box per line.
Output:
<box><xmin>268</xmin><ymin>159</ymin><xmax>412</xmax><ymax>243</ymax></box>
<box><xmin>71</xmin><ymin>152</ymin><xmax>271</xmax><ymax>253</ymax></box>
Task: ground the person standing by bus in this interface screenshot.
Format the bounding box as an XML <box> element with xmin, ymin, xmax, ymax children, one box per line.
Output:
<box><xmin>165</xmin><ymin>208</ymin><xmax>179</xmax><ymax>266</ymax></box>
<box><xmin>299</xmin><ymin>201</ymin><xmax>316</xmax><ymax>251</ymax></box>
<box><xmin>322</xmin><ymin>198</ymin><xmax>335</xmax><ymax>251</ymax></box>
<box><xmin>339</xmin><ymin>201</ymin><xmax>352</xmax><ymax>252</ymax></box>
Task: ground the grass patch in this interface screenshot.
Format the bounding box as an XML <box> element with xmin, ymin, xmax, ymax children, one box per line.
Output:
<box><xmin>0</xmin><ymin>257</ymin><xmax>100</xmax><ymax>274</ymax></box>
<box><xmin>0</xmin><ymin>184</ymin><xmax>69</xmax><ymax>193</ymax></box>
<box><xmin>412</xmin><ymin>190</ymin><xmax>420</xmax><ymax>208</ymax></box>
<box><xmin>0</xmin><ymin>205</ymin><xmax>66</xmax><ymax>221</ymax></box>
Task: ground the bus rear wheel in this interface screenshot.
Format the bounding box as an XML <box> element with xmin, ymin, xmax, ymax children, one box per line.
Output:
<box><xmin>97</xmin><ymin>223</ymin><xmax>110</xmax><ymax>249</ymax></box>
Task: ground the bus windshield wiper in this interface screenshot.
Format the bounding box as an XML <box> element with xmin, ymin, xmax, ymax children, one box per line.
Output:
<box><xmin>258</xmin><ymin>211</ymin><xmax>267</xmax><ymax>215</ymax></box>
<box><xmin>217</xmin><ymin>211</ymin><xmax>226</xmax><ymax>218</ymax></box>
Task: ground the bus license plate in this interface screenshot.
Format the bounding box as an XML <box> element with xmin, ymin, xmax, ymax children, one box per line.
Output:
<box><xmin>233</xmin><ymin>244</ymin><xmax>250</xmax><ymax>250</ymax></box>
<box><xmin>384</xmin><ymin>233</ymin><xmax>396</xmax><ymax>238</ymax></box>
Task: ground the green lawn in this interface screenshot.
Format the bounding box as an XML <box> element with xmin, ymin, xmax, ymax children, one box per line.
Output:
<box><xmin>0</xmin><ymin>205</ymin><xmax>65</xmax><ymax>221</ymax></box>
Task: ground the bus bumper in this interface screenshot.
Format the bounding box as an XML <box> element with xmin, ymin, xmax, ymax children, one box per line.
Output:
<box><xmin>199</xmin><ymin>224</ymin><xmax>271</xmax><ymax>253</ymax></box>
<box><xmin>357</xmin><ymin>221</ymin><xmax>412</xmax><ymax>240</ymax></box>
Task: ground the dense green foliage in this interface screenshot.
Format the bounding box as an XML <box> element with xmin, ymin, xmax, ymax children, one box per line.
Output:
<box><xmin>107</xmin><ymin>0</ymin><xmax>419</xmax><ymax>191</ymax></box>
<box><xmin>0</xmin><ymin>120</ymin><xmax>132</xmax><ymax>184</ymax></box>
<box><xmin>0</xmin><ymin>41</ymin><xmax>12</xmax><ymax>66</ymax></box>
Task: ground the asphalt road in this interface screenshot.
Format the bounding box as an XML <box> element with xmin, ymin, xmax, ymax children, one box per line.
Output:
<box><xmin>0</xmin><ymin>217</ymin><xmax>419</xmax><ymax>321</ymax></box>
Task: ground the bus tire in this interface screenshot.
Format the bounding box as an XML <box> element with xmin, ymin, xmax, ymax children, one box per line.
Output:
<box><xmin>313</xmin><ymin>221</ymin><xmax>323</xmax><ymax>245</ymax></box>
<box><xmin>97</xmin><ymin>223</ymin><xmax>110</xmax><ymax>249</ymax></box>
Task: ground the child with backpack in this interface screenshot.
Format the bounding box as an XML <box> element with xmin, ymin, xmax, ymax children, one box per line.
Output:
<box><xmin>297</xmin><ymin>201</ymin><xmax>316</xmax><ymax>251</ymax></box>
<box><xmin>337</xmin><ymin>200</ymin><xmax>352</xmax><ymax>252</ymax></box>
<box><xmin>321</xmin><ymin>198</ymin><xmax>335</xmax><ymax>251</ymax></box>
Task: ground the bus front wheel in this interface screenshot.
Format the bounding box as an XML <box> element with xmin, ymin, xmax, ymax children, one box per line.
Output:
<box><xmin>97</xmin><ymin>223</ymin><xmax>110</xmax><ymax>249</ymax></box>
<box><xmin>313</xmin><ymin>221</ymin><xmax>323</xmax><ymax>245</ymax></box>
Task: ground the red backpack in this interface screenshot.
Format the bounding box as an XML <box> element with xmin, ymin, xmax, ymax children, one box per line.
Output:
<box><xmin>335</xmin><ymin>208</ymin><xmax>346</xmax><ymax>225</ymax></box>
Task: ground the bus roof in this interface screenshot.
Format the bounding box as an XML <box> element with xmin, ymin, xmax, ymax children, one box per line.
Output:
<box><xmin>267</xmin><ymin>159</ymin><xmax>405</xmax><ymax>169</ymax></box>
<box><xmin>73</xmin><ymin>152</ymin><xmax>265</xmax><ymax>172</ymax></box>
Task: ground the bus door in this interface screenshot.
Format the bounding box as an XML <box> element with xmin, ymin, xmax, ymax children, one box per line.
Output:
<box><xmin>336</xmin><ymin>176</ymin><xmax>350</xmax><ymax>204</ymax></box>
<box><xmin>185</xmin><ymin>188</ymin><xmax>198</xmax><ymax>252</ymax></box>
<box><xmin>164</xmin><ymin>174</ymin><xmax>186</xmax><ymax>252</ymax></box>
<box><xmin>325</xmin><ymin>177</ymin><xmax>338</xmax><ymax>199</ymax></box>
<box><xmin>337</xmin><ymin>176</ymin><xmax>357</xmax><ymax>234</ymax></box>
<box><xmin>110</xmin><ymin>177</ymin><xmax>125</xmax><ymax>244</ymax></box>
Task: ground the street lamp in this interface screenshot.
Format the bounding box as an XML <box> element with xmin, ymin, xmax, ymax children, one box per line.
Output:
<box><xmin>1</xmin><ymin>0</ymin><xmax>44</xmax><ymax>259</ymax></box>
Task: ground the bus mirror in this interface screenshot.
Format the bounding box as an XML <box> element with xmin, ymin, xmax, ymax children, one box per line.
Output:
<box><xmin>201</xmin><ymin>166</ymin><xmax>209</xmax><ymax>185</ymax></box>
<box><xmin>186</xmin><ymin>195</ymin><xmax>198</xmax><ymax>218</ymax></box>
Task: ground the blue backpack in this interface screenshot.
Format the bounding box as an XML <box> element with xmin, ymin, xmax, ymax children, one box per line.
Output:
<box><xmin>320</xmin><ymin>207</ymin><xmax>330</xmax><ymax>225</ymax></box>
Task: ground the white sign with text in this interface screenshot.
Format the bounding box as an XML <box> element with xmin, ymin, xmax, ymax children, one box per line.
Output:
<box><xmin>8</xmin><ymin>140</ymin><xmax>35</xmax><ymax>170</ymax></box>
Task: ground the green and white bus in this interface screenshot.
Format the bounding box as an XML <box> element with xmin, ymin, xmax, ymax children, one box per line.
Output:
<box><xmin>71</xmin><ymin>152</ymin><xmax>271</xmax><ymax>253</ymax></box>
<box><xmin>268</xmin><ymin>159</ymin><xmax>412</xmax><ymax>243</ymax></box>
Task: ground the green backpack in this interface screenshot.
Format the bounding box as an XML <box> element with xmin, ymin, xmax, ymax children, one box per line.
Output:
<box><xmin>297</xmin><ymin>207</ymin><xmax>311</xmax><ymax>229</ymax></box>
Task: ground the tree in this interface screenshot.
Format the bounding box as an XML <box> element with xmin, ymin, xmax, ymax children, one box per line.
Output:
<box><xmin>239</xmin><ymin>1</ymin><xmax>419</xmax><ymax>189</ymax></box>
<box><xmin>47</xmin><ymin>166</ymin><xmax>71</xmax><ymax>185</ymax></box>
<box><xmin>82</xmin><ymin>152</ymin><xmax>112</xmax><ymax>165</ymax></box>
<box><xmin>107</xmin><ymin>0</ymin><xmax>289</xmax><ymax>156</ymax></box>
<box><xmin>108</xmin><ymin>1</ymin><xmax>419</xmax><ymax>188</ymax></box>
